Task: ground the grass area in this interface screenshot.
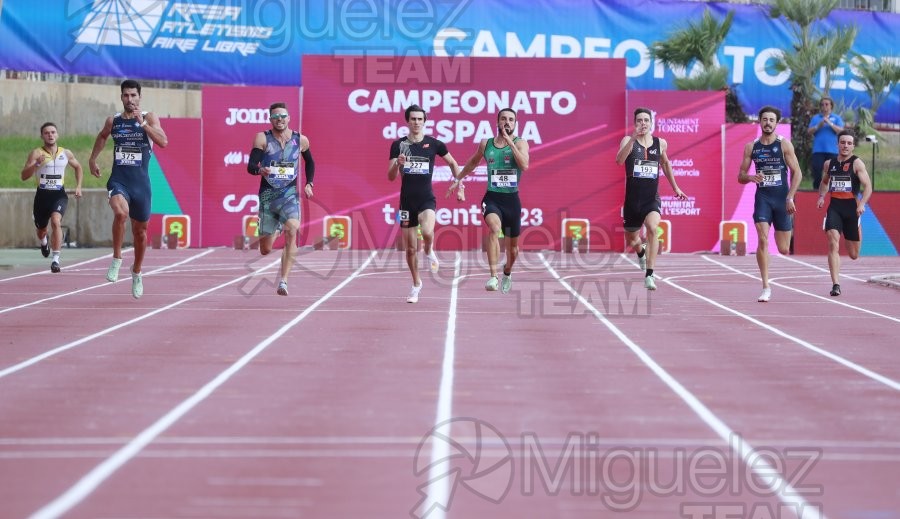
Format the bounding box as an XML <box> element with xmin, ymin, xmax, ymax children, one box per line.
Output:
<box><xmin>1</xmin><ymin>135</ymin><xmax>113</xmax><ymax>189</ymax></box>
<box><xmin>2</xmin><ymin>133</ymin><xmax>899</xmax><ymax>190</ymax></box>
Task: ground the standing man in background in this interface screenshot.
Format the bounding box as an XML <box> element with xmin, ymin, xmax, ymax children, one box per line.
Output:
<box><xmin>21</xmin><ymin>122</ymin><xmax>83</xmax><ymax>273</ymax></box>
<box><xmin>807</xmin><ymin>97</ymin><xmax>844</xmax><ymax>190</ymax></box>
<box><xmin>246</xmin><ymin>102</ymin><xmax>315</xmax><ymax>296</ymax></box>
<box><xmin>89</xmin><ymin>79</ymin><xmax>168</xmax><ymax>299</ymax></box>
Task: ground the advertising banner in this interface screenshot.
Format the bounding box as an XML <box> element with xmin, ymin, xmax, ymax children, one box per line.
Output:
<box><xmin>1</xmin><ymin>1</ymin><xmax>897</xmax><ymax>121</ymax></box>
<box><xmin>301</xmin><ymin>55</ymin><xmax>627</xmax><ymax>251</ymax></box>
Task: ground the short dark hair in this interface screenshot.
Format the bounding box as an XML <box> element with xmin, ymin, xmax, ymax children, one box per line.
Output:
<box><xmin>820</xmin><ymin>97</ymin><xmax>834</xmax><ymax>107</ymax></box>
<box><xmin>269</xmin><ymin>102</ymin><xmax>287</xmax><ymax>112</ymax></box>
<box><xmin>633</xmin><ymin>107</ymin><xmax>652</xmax><ymax>122</ymax></box>
<box><xmin>497</xmin><ymin>108</ymin><xmax>516</xmax><ymax>123</ymax></box>
<box><xmin>758</xmin><ymin>106</ymin><xmax>781</xmax><ymax>121</ymax></box>
<box><xmin>837</xmin><ymin>129</ymin><xmax>856</xmax><ymax>144</ymax></box>
<box><xmin>40</xmin><ymin>122</ymin><xmax>57</xmax><ymax>134</ymax></box>
<box><xmin>405</xmin><ymin>104</ymin><xmax>426</xmax><ymax>122</ymax></box>
<box><xmin>120</xmin><ymin>79</ymin><xmax>141</xmax><ymax>95</ymax></box>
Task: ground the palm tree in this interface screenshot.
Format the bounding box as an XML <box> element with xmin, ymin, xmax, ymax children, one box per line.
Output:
<box><xmin>851</xmin><ymin>54</ymin><xmax>900</xmax><ymax>136</ymax></box>
<box><xmin>649</xmin><ymin>8</ymin><xmax>748</xmax><ymax>122</ymax></box>
<box><xmin>767</xmin><ymin>0</ymin><xmax>857</xmax><ymax>174</ymax></box>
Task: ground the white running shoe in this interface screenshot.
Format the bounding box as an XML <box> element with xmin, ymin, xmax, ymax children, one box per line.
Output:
<box><xmin>428</xmin><ymin>251</ymin><xmax>439</xmax><ymax>273</ymax></box>
<box><xmin>407</xmin><ymin>282</ymin><xmax>423</xmax><ymax>303</ymax></box>
<box><xmin>644</xmin><ymin>275</ymin><xmax>656</xmax><ymax>290</ymax></box>
<box><xmin>106</xmin><ymin>257</ymin><xmax>122</xmax><ymax>282</ymax></box>
<box><xmin>501</xmin><ymin>274</ymin><xmax>512</xmax><ymax>294</ymax></box>
<box><xmin>638</xmin><ymin>244</ymin><xmax>647</xmax><ymax>271</ymax></box>
<box><xmin>277</xmin><ymin>280</ymin><xmax>289</xmax><ymax>296</ymax></box>
<box><xmin>131</xmin><ymin>271</ymin><xmax>143</xmax><ymax>299</ymax></box>
<box><xmin>485</xmin><ymin>276</ymin><xmax>500</xmax><ymax>291</ymax></box>
<box><xmin>758</xmin><ymin>287</ymin><xmax>772</xmax><ymax>302</ymax></box>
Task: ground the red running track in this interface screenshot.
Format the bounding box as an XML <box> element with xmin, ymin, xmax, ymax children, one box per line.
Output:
<box><xmin>0</xmin><ymin>247</ymin><xmax>898</xmax><ymax>519</ymax></box>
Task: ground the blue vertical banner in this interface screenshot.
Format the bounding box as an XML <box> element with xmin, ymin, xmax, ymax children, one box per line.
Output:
<box><xmin>0</xmin><ymin>0</ymin><xmax>897</xmax><ymax>121</ymax></box>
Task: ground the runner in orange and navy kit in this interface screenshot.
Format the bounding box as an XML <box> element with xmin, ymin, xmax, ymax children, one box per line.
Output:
<box><xmin>21</xmin><ymin>122</ymin><xmax>83</xmax><ymax>273</ymax></box>
<box><xmin>89</xmin><ymin>79</ymin><xmax>168</xmax><ymax>299</ymax></box>
<box><xmin>738</xmin><ymin>106</ymin><xmax>802</xmax><ymax>303</ymax></box>
<box><xmin>816</xmin><ymin>130</ymin><xmax>872</xmax><ymax>297</ymax></box>
<box><xmin>615</xmin><ymin>107</ymin><xmax>687</xmax><ymax>291</ymax></box>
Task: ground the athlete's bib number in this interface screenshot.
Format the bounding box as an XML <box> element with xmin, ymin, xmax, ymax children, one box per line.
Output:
<box><xmin>114</xmin><ymin>146</ymin><xmax>142</xmax><ymax>167</ymax></box>
<box><xmin>633</xmin><ymin>159</ymin><xmax>659</xmax><ymax>179</ymax></box>
<box><xmin>830</xmin><ymin>177</ymin><xmax>851</xmax><ymax>193</ymax></box>
<box><xmin>491</xmin><ymin>169</ymin><xmax>518</xmax><ymax>188</ymax></box>
<box><xmin>269</xmin><ymin>162</ymin><xmax>296</xmax><ymax>181</ymax></box>
<box><xmin>39</xmin><ymin>174</ymin><xmax>63</xmax><ymax>190</ymax></box>
<box><xmin>759</xmin><ymin>169</ymin><xmax>782</xmax><ymax>187</ymax></box>
<box><xmin>403</xmin><ymin>156</ymin><xmax>429</xmax><ymax>175</ymax></box>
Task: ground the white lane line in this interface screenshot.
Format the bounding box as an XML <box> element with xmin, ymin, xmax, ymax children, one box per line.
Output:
<box><xmin>541</xmin><ymin>253</ymin><xmax>827</xmax><ymax>519</ymax></box>
<box><xmin>417</xmin><ymin>253</ymin><xmax>462</xmax><ymax>519</ymax></box>
<box><xmin>776</xmin><ymin>254</ymin><xmax>866</xmax><ymax>282</ymax></box>
<box><xmin>702</xmin><ymin>255</ymin><xmax>900</xmax><ymax>324</ymax></box>
<box><xmin>0</xmin><ymin>249</ymin><xmax>217</xmax><ymax>315</ymax></box>
<box><xmin>0</xmin><ymin>255</ymin><xmax>280</xmax><ymax>380</ymax></box>
<box><xmin>0</xmin><ymin>249</ymin><xmax>128</xmax><ymax>283</ymax></box>
<box><xmin>651</xmin><ymin>257</ymin><xmax>900</xmax><ymax>391</ymax></box>
<box><xmin>27</xmin><ymin>251</ymin><xmax>376</xmax><ymax>519</ymax></box>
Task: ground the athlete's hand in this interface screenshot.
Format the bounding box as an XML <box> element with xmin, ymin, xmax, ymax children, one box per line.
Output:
<box><xmin>856</xmin><ymin>203</ymin><xmax>866</xmax><ymax>216</ymax></box>
<box><xmin>445</xmin><ymin>179</ymin><xmax>459</xmax><ymax>200</ymax></box>
<box><xmin>673</xmin><ymin>189</ymin><xmax>687</xmax><ymax>201</ymax></box>
<box><xmin>786</xmin><ymin>199</ymin><xmax>796</xmax><ymax>215</ymax></box>
<box><xmin>88</xmin><ymin>160</ymin><xmax>102</xmax><ymax>178</ymax></box>
<box><xmin>258</xmin><ymin>166</ymin><xmax>270</xmax><ymax>177</ymax></box>
<box><xmin>816</xmin><ymin>197</ymin><xmax>825</xmax><ymax>209</ymax></box>
<box><xmin>304</xmin><ymin>183</ymin><xmax>313</xmax><ymax>199</ymax></box>
<box><xmin>74</xmin><ymin>186</ymin><xmax>83</xmax><ymax>198</ymax></box>
<box><xmin>34</xmin><ymin>155</ymin><xmax>46</xmax><ymax>168</ymax></box>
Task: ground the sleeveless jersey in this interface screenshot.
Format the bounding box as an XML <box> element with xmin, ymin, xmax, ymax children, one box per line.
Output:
<box><xmin>110</xmin><ymin>112</ymin><xmax>151</xmax><ymax>185</ymax></box>
<box><xmin>260</xmin><ymin>130</ymin><xmax>302</xmax><ymax>192</ymax></box>
<box><xmin>34</xmin><ymin>146</ymin><xmax>69</xmax><ymax>191</ymax></box>
<box><xmin>751</xmin><ymin>136</ymin><xmax>789</xmax><ymax>199</ymax></box>
<box><xmin>826</xmin><ymin>155</ymin><xmax>860</xmax><ymax>199</ymax></box>
<box><xmin>624</xmin><ymin>136</ymin><xmax>661</xmax><ymax>204</ymax></box>
<box><xmin>485</xmin><ymin>138</ymin><xmax>522</xmax><ymax>194</ymax></box>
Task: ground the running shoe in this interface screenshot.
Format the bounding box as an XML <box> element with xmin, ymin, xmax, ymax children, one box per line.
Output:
<box><xmin>40</xmin><ymin>242</ymin><xmax>50</xmax><ymax>258</ymax></box>
<box><xmin>131</xmin><ymin>271</ymin><xmax>143</xmax><ymax>299</ymax></box>
<box><xmin>407</xmin><ymin>282</ymin><xmax>423</xmax><ymax>303</ymax></box>
<box><xmin>757</xmin><ymin>287</ymin><xmax>772</xmax><ymax>302</ymax></box>
<box><xmin>428</xmin><ymin>251</ymin><xmax>440</xmax><ymax>274</ymax></box>
<box><xmin>830</xmin><ymin>284</ymin><xmax>841</xmax><ymax>297</ymax></box>
<box><xmin>50</xmin><ymin>261</ymin><xmax>60</xmax><ymax>273</ymax></box>
<box><xmin>106</xmin><ymin>257</ymin><xmax>122</xmax><ymax>282</ymax></box>
<box><xmin>644</xmin><ymin>275</ymin><xmax>656</xmax><ymax>290</ymax></box>
<box><xmin>277</xmin><ymin>280</ymin><xmax>289</xmax><ymax>296</ymax></box>
<box><xmin>638</xmin><ymin>244</ymin><xmax>647</xmax><ymax>271</ymax></box>
<box><xmin>501</xmin><ymin>274</ymin><xmax>512</xmax><ymax>294</ymax></box>
<box><xmin>485</xmin><ymin>276</ymin><xmax>499</xmax><ymax>291</ymax></box>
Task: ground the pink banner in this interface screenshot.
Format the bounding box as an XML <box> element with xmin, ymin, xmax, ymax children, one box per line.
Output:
<box><xmin>148</xmin><ymin>118</ymin><xmax>202</xmax><ymax>245</ymax></box>
<box><xmin>625</xmin><ymin>91</ymin><xmax>725</xmax><ymax>253</ymax></box>
<box><xmin>301</xmin><ymin>55</ymin><xmax>627</xmax><ymax>251</ymax></box>
<box><xmin>200</xmin><ymin>85</ymin><xmax>301</xmax><ymax>247</ymax></box>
